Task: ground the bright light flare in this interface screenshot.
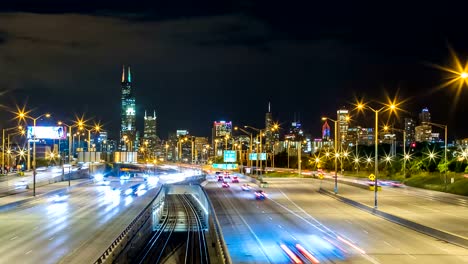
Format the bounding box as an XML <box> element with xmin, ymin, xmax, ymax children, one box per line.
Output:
<box><xmin>295</xmin><ymin>244</ymin><xmax>320</xmax><ymax>264</ymax></box>
<box><xmin>337</xmin><ymin>236</ymin><xmax>366</xmax><ymax>254</ymax></box>
<box><xmin>280</xmin><ymin>244</ymin><xmax>302</xmax><ymax>264</ymax></box>
<box><xmin>431</xmin><ymin>47</ymin><xmax>468</xmax><ymax>108</ymax></box>
<box><xmin>424</xmin><ymin>148</ymin><xmax>440</xmax><ymax>162</ymax></box>
<box><xmin>94</xmin><ymin>173</ymin><xmax>104</xmax><ymax>182</ymax></box>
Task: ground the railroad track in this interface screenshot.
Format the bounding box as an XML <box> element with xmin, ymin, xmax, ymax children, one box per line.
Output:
<box><xmin>134</xmin><ymin>194</ymin><xmax>209</xmax><ymax>264</ymax></box>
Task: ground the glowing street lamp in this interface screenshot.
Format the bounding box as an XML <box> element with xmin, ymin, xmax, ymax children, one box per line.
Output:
<box><xmin>16</xmin><ymin>110</ymin><xmax>51</xmax><ymax>196</ymax></box>
<box><xmin>356</xmin><ymin>99</ymin><xmax>399</xmax><ymax>209</ymax></box>
<box><xmin>322</xmin><ymin>116</ymin><xmax>339</xmax><ymax>194</ymax></box>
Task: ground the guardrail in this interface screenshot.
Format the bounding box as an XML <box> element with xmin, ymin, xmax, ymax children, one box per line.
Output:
<box><xmin>200</xmin><ymin>187</ymin><xmax>232</xmax><ymax>264</ymax></box>
<box><xmin>94</xmin><ymin>186</ymin><xmax>164</xmax><ymax>264</ymax></box>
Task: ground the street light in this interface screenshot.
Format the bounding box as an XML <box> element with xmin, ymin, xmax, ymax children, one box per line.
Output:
<box><xmin>57</xmin><ymin>121</ymin><xmax>78</xmax><ymax>164</ymax></box>
<box><xmin>2</xmin><ymin>126</ymin><xmax>23</xmax><ymax>174</ymax></box>
<box><xmin>383</xmin><ymin>125</ymin><xmax>407</xmax><ymax>178</ymax></box>
<box><xmin>322</xmin><ymin>117</ymin><xmax>339</xmax><ymax>194</ymax></box>
<box><xmin>423</xmin><ymin>121</ymin><xmax>448</xmax><ymax>190</ymax></box>
<box><xmin>234</xmin><ymin>126</ymin><xmax>253</xmax><ymax>173</ymax></box>
<box><xmin>356</xmin><ymin>101</ymin><xmax>397</xmax><ymax>209</ymax></box>
<box><xmin>17</xmin><ymin>111</ymin><xmax>51</xmax><ymax>196</ymax></box>
<box><xmin>244</xmin><ymin>126</ymin><xmax>265</xmax><ymax>176</ymax></box>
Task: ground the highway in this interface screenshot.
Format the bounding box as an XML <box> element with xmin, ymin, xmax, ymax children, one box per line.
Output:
<box><xmin>317</xmin><ymin>174</ymin><xmax>468</xmax><ymax>239</ymax></box>
<box><xmin>0</xmin><ymin>165</ymin><xmax>201</xmax><ymax>264</ymax></box>
<box><xmin>204</xmin><ymin>174</ymin><xmax>468</xmax><ymax>263</ymax></box>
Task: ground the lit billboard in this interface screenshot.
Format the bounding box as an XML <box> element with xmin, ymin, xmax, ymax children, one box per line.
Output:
<box><xmin>214</xmin><ymin>121</ymin><xmax>232</xmax><ymax>137</ymax></box>
<box><xmin>27</xmin><ymin>126</ymin><xmax>67</xmax><ymax>140</ymax></box>
<box><xmin>249</xmin><ymin>153</ymin><xmax>267</xmax><ymax>161</ymax></box>
<box><xmin>223</xmin><ymin>150</ymin><xmax>237</xmax><ymax>162</ymax></box>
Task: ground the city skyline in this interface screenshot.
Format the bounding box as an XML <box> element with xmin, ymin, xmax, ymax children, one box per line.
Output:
<box><xmin>1</xmin><ymin>2</ymin><xmax>468</xmax><ymax>139</ymax></box>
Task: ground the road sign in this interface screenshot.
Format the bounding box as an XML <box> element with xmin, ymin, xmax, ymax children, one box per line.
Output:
<box><xmin>318</xmin><ymin>173</ymin><xmax>324</xmax><ymax>180</ymax></box>
<box><xmin>368</xmin><ymin>174</ymin><xmax>375</xmax><ymax>181</ymax></box>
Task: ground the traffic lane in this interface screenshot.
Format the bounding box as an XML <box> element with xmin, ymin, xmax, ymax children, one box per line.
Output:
<box><xmin>0</xmin><ymin>178</ymin><xmax>158</xmax><ymax>264</ymax></box>
<box><xmin>317</xmin><ymin>177</ymin><xmax>468</xmax><ymax>239</ymax></box>
<box><xmin>205</xmin><ymin>182</ymin><xmax>271</xmax><ymax>264</ymax></box>
<box><xmin>265</xmin><ymin>178</ymin><xmax>468</xmax><ymax>263</ymax></box>
<box><xmin>237</xmin><ymin>188</ymin><xmax>370</xmax><ymax>263</ymax></box>
<box><xmin>207</xmin><ymin>179</ymin><xmax>362</xmax><ymax>263</ymax></box>
<box><xmin>326</xmin><ymin>173</ymin><xmax>468</xmax><ymax>206</ymax></box>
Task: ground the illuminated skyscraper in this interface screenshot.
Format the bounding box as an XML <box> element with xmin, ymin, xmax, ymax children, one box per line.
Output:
<box><xmin>337</xmin><ymin>108</ymin><xmax>349</xmax><ymax>145</ymax></box>
<box><xmin>265</xmin><ymin>102</ymin><xmax>274</xmax><ymax>151</ymax></box>
<box><xmin>120</xmin><ymin>65</ymin><xmax>136</xmax><ymax>151</ymax></box>
<box><xmin>419</xmin><ymin>107</ymin><xmax>431</xmax><ymax>124</ymax></box>
<box><xmin>322</xmin><ymin>121</ymin><xmax>331</xmax><ymax>141</ymax></box>
<box><xmin>143</xmin><ymin>110</ymin><xmax>157</xmax><ymax>153</ymax></box>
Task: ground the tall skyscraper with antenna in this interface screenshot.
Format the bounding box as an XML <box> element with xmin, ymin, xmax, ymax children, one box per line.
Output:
<box><xmin>265</xmin><ymin>102</ymin><xmax>274</xmax><ymax>151</ymax></box>
<box><xmin>120</xmin><ymin>65</ymin><xmax>137</xmax><ymax>151</ymax></box>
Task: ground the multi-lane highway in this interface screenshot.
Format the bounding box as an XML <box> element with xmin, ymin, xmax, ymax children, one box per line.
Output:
<box><xmin>204</xmin><ymin>174</ymin><xmax>468</xmax><ymax>263</ymax></box>
<box><xmin>0</xmin><ymin>164</ymin><xmax>203</xmax><ymax>264</ymax></box>
<box><xmin>0</xmin><ymin>176</ymin><xmax>160</xmax><ymax>264</ymax></box>
<box><xmin>318</xmin><ymin>175</ymin><xmax>468</xmax><ymax>239</ymax></box>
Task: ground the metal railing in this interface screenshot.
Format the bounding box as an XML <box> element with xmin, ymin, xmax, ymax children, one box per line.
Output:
<box><xmin>94</xmin><ymin>186</ymin><xmax>164</xmax><ymax>264</ymax></box>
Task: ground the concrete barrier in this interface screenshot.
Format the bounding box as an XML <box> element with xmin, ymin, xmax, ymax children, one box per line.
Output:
<box><xmin>201</xmin><ymin>187</ymin><xmax>232</xmax><ymax>264</ymax></box>
<box><xmin>94</xmin><ymin>187</ymin><xmax>164</xmax><ymax>264</ymax></box>
<box><xmin>318</xmin><ymin>188</ymin><xmax>468</xmax><ymax>249</ymax></box>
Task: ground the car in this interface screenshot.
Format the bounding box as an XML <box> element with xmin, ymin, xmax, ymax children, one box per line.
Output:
<box><xmin>231</xmin><ymin>176</ymin><xmax>239</xmax><ymax>183</ymax></box>
<box><xmin>390</xmin><ymin>181</ymin><xmax>404</xmax><ymax>187</ymax></box>
<box><xmin>217</xmin><ymin>176</ymin><xmax>224</xmax><ymax>182</ymax></box>
<box><xmin>255</xmin><ymin>190</ymin><xmax>267</xmax><ymax>200</ymax></box>
<box><xmin>241</xmin><ymin>184</ymin><xmax>251</xmax><ymax>191</ymax></box>
<box><xmin>222</xmin><ymin>182</ymin><xmax>230</xmax><ymax>188</ymax></box>
<box><xmin>215</xmin><ymin>171</ymin><xmax>222</xmax><ymax>175</ymax></box>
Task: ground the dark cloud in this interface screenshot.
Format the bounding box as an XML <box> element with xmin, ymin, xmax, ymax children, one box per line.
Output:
<box><xmin>1</xmin><ymin>2</ymin><xmax>468</xmax><ymax>140</ymax></box>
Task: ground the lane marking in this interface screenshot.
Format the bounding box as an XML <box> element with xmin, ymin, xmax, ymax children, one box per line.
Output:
<box><xmin>274</xmin><ymin>187</ymin><xmax>381</xmax><ymax>264</ymax></box>
<box><xmin>218</xmin><ymin>186</ymin><xmax>273</xmax><ymax>263</ymax></box>
<box><xmin>25</xmin><ymin>250</ymin><xmax>32</xmax><ymax>255</ymax></box>
<box><xmin>10</xmin><ymin>236</ymin><xmax>18</xmax><ymax>241</ymax></box>
<box><xmin>49</xmin><ymin>236</ymin><xmax>55</xmax><ymax>240</ymax></box>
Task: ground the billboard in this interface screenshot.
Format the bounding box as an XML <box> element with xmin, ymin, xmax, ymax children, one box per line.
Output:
<box><xmin>223</xmin><ymin>150</ymin><xmax>237</xmax><ymax>162</ymax></box>
<box><xmin>27</xmin><ymin>126</ymin><xmax>67</xmax><ymax>140</ymax></box>
<box><xmin>214</xmin><ymin>121</ymin><xmax>232</xmax><ymax>137</ymax></box>
<box><xmin>249</xmin><ymin>153</ymin><xmax>267</xmax><ymax>161</ymax></box>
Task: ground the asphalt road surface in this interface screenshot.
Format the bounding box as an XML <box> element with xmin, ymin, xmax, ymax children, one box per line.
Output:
<box><xmin>204</xmin><ymin>175</ymin><xmax>468</xmax><ymax>263</ymax></box>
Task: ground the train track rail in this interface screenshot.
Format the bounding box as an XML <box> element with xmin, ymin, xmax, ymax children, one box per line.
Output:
<box><xmin>134</xmin><ymin>194</ymin><xmax>209</xmax><ymax>264</ymax></box>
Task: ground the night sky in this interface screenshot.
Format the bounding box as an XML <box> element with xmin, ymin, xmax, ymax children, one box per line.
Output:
<box><xmin>2</xmin><ymin>1</ymin><xmax>468</xmax><ymax>140</ymax></box>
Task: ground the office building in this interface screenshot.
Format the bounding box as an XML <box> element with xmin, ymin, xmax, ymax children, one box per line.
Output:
<box><xmin>322</xmin><ymin>121</ymin><xmax>331</xmax><ymax>141</ymax></box>
<box><xmin>211</xmin><ymin>121</ymin><xmax>232</xmax><ymax>148</ymax></box>
<box><xmin>419</xmin><ymin>107</ymin><xmax>431</xmax><ymax>124</ymax></box>
<box><xmin>143</xmin><ymin>110</ymin><xmax>157</xmax><ymax>153</ymax></box>
<box><xmin>415</xmin><ymin>124</ymin><xmax>432</xmax><ymax>142</ymax></box>
<box><xmin>119</xmin><ymin>65</ymin><xmax>137</xmax><ymax>151</ymax></box>
<box><xmin>337</xmin><ymin>108</ymin><xmax>349</xmax><ymax>146</ymax></box>
<box><xmin>404</xmin><ymin>117</ymin><xmax>416</xmax><ymax>144</ymax></box>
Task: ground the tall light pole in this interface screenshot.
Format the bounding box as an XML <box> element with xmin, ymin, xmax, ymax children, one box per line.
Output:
<box><xmin>245</xmin><ymin>126</ymin><xmax>265</xmax><ymax>176</ymax></box>
<box><xmin>383</xmin><ymin>126</ymin><xmax>407</xmax><ymax>178</ymax></box>
<box><xmin>57</xmin><ymin>121</ymin><xmax>76</xmax><ymax>164</ymax></box>
<box><xmin>234</xmin><ymin>126</ymin><xmax>253</xmax><ymax>173</ymax></box>
<box><xmin>18</xmin><ymin>112</ymin><xmax>51</xmax><ymax>196</ymax></box>
<box><xmin>357</xmin><ymin>102</ymin><xmax>396</xmax><ymax>209</ymax></box>
<box><xmin>322</xmin><ymin>117</ymin><xmax>339</xmax><ymax>194</ymax></box>
<box><xmin>2</xmin><ymin>126</ymin><xmax>21</xmax><ymax>174</ymax></box>
<box><xmin>424</xmin><ymin>121</ymin><xmax>448</xmax><ymax>190</ymax></box>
